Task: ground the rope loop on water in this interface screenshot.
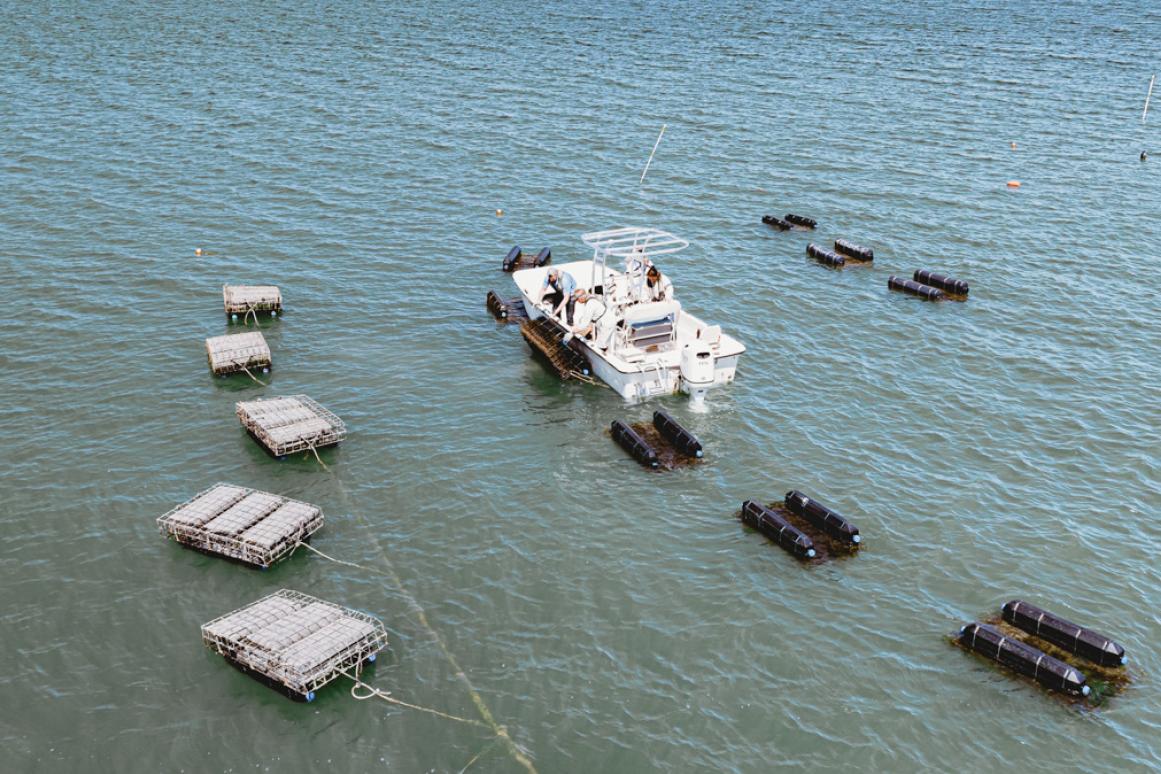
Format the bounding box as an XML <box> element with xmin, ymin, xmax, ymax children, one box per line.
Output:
<box><xmin>340</xmin><ymin>665</ymin><xmax>486</xmax><ymax>728</ymax></box>
<box><xmin>291</xmin><ymin>538</ymin><xmax>539</xmax><ymax>773</ymax></box>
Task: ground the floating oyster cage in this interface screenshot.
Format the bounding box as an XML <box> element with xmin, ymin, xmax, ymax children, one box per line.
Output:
<box><xmin>236</xmin><ymin>395</ymin><xmax>347</xmax><ymax>457</ymax></box>
<box><xmin>205</xmin><ymin>331</ymin><xmax>272</xmax><ymax>376</ymax></box>
<box><xmin>952</xmin><ymin>602</ymin><xmax>1131</xmax><ymax>707</ymax></box>
<box><xmin>157</xmin><ymin>483</ymin><xmax>323</xmax><ymax>568</ymax></box>
<box><xmin>485</xmin><ymin>290</ymin><xmax>528</xmax><ymax>322</ymax></box>
<box><xmin>609</xmin><ymin>412</ymin><xmax>704</xmax><ymax>471</ymax></box>
<box><xmin>223</xmin><ymin>284</ymin><xmax>282</xmax><ymax>316</ymax></box>
<box><xmin>739</xmin><ymin>493</ymin><xmax>861</xmax><ymax>563</ymax></box>
<box><xmin>202</xmin><ymin>589</ymin><xmax>388</xmax><ymax>702</ymax></box>
<box><xmin>520</xmin><ymin>317</ymin><xmax>592</xmax><ymax>380</ymax></box>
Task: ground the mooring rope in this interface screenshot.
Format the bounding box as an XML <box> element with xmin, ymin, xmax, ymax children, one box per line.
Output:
<box><xmin>303</xmin><ymin>439</ymin><xmax>330</xmax><ymax>470</ymax></box>
<box><xmin>293</xmin><ymin>537</ymin><xmax>538</xmax><ymax>773</ymax></box>
<box><xmin>340</xmin><ymin>665</ymin><xmax>486</xmax><ymax>728</ymax></box>
<box><xmin>239</xmin><ymin>365</ymin><xmax>268</xmax><ymax>387</ymax></box>
<box><xmin>567</xmin><ymin>369</ymin><xmax>608</xmax><ymax>387</ymax></box>
<box><xmin>458</xmin><ymin>739</ymin><xmax>501</xmax><ymax>774</ymax></box>
<box><xmin>243</xmin><ymin>302</ymin><xmax>259</xmax><ymax>327</ymax></box>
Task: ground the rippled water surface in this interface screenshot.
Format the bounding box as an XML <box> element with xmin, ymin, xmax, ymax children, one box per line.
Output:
<box><xmin>3</xmin><ymin>1</ymin><xmax>1161</xmax><ymax>771</ymax></box>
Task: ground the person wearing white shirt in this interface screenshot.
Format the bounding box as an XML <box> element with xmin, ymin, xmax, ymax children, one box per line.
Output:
<box><xmin>567</xmin><ymin>289</ymin><xmax>614</xmax><ymax>350</ymax></box>
<box><xmin>645</xmin><ymin>265</ymin><xmax>673</xmax><ymax>302</ymax></box>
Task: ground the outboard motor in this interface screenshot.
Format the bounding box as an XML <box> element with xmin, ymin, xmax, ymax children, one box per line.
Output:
<box><xmin>680</xmin><ymin>343</ymin><xmax>714</xmax><ymax>404</ymax></box>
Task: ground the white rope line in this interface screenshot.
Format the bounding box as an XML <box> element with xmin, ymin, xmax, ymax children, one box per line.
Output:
<box><xmin>293</xmin><ymin>540</ymin><xmax>369</xmax><ymax>571</ymax></box>
<box><xmin>239</xmin><ymin>365</ymin><xmax>268</xmax><ymax>387</ymax></box>
<box><xmin>340</xmin><ymin>666</ymin><xmax>486</xmax><ymax>728</ymax></box>
<box><xmin>303</xmin><ymin>440</ymin><xmax>330</xmax><ymax>470</ymax></box>
<box><xmin>293</xmin><ymin>536</ymin><xmax>538</xmax><ymax>773</ymax></box>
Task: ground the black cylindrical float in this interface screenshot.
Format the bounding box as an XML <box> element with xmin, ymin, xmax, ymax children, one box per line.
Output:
<box><xmin>958</xmin><ymin>622</ymin><xmax>1090</xmax><ymax>696</ymax></box>
<box><xmin>652</xmin><ymin>410</ymin><xmax>703</xmax><ymax>458</ymax></box>
<box><xmin>611</xmin><ymin>420</ymin><xmax>658</xmax><ymax>468</ymax></box>
<box><xmin>740</xmin><ymin>500</ymin><xmax>816</xmax><ymax>559</ymax></box>
<box><xmin>502</xmin><ymin>245</ymin><xmax>522</xmax><ymax>272</ymax></box>
<box><xmin>913</xmin><ymin>269</ymin><xmax>968</xmax><ymax>295</ymax></box>
<box><xmin>834</xmin><ymin>239</ymin><xmax>873</xmax><ymax>262</ymax></box>
<box><xmin>485</xmin><ymin>290</ymin><xmax>508</xmax><ymax>319</ymax></box>
<box><xmin>807</xmin><ymin>243</ymin><xmax>845</xmax><ymax>267</ymax></box>
<box><xmin>888</xmin><ymin>275</ymin><xmax>945</xmax><ymax>300</ymax></box>
<box><xmin>533</xmin><ymin>247</ymin><xmax>552</xmax><ymax>267</ymax></box>
<box><xmin>784</xmin><ymin>490</ymin><xmax>860</xmax><ymax>544</ymax></box>
<box><xmin>785</xmin><ymin>213</ymin><xmax>817</xmax><ymax>228</ymax></box>
<box><xmin>1001</xmin><ymin>600</ymin><xmax>1126</xmax><ymax>667</ymax></box>
<box><xmin>762</xmin><ymin>215</ymin><xmax>791</xmax><ymax>231</ymax></box>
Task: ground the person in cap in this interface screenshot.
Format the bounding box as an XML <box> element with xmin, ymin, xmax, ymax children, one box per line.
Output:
<box><xmin>567</xmin><ymin>289</ymin><xmax>613</xmax><ymax>350</ymax></box>
<box><xmin>537</xmin><ymin>267</ymin><xmax>577</xmax><ymax>320</ymax></box>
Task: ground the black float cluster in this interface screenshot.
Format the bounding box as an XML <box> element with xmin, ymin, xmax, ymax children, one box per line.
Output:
<box><xmin>764</xmin><ymin>212</ymin><xmax>972</xmax><ymax>302</ymax></box>
<box><xmin>501</xmin><ymin>245</ymin><xmax>552</xmax><ymax>272</ymax></box>
<box><xmin>956</xmin><ymin>600</ymin><xmax>1129</xmax><ymax>703</ymax></box>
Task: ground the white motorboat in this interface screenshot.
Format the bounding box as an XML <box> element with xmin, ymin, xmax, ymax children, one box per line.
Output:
<box><xmin>512</xmin><ymin>227</ymin><xmax>745</xmax><ymax>404</ymax></box>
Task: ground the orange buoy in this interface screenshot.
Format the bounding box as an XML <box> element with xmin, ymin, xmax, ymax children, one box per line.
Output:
<box><xmin>1007</xmin><ymin>180</ymin><xmax>1021</xmax><ymax>188</ymax></box>
<box><xmin>195</xmin><ymin>248</ymin><xmax>203</xmax><ymax>256</ymax></box>
<box><xmin>496</xmin><ymin>208</ymin><xmax>504</xmax><ymax>217</ymax></box>
<box><xmin>1010</xmin><ymin>141</ymin><xmax>1017</xmax><ymax>150</ymax></box>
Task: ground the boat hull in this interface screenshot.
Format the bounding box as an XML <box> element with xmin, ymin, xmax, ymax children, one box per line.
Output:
<box><xmin>521</xmin><ymin>295</ymin><xmax>740</xmax><ymax>402</ymax></box>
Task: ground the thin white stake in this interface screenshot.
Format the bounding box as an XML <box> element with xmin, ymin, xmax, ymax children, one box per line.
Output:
<box><xmin>640</xmin><ymin>123</ymin><xmax>667</xmax><ymax>184</ymax></box>
<box><xmin>1144</xmin><ymin>74</ymin><xmax>1155</xmax><ymax>124</ymax></box>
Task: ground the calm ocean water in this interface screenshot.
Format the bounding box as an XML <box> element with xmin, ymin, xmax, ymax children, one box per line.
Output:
<box><xmin>2</xmin><ymin>1</ymin><xmax>1160</xmax><ymax>771</ymax></box>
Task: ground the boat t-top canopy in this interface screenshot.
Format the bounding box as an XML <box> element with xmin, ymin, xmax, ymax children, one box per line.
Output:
<box><xmin>581</xmin><ymin>227</ymin><xmax>689</xmax><ymax>260</ymax></box>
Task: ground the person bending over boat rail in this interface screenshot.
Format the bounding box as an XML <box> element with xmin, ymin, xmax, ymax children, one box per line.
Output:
<box><xmin>567</xmin><ymin>289</ymin><xmax>613</xmax><ymax>351</ymax></box>
<box><xmin>645</xmin><ymin>265</ymin><xmax>673</xmax><ymax>302</ymax></box>
<box><xmin>538</xmin><ymin>268</ymin><xmax>577</xmax><ymax>323</ymax></box>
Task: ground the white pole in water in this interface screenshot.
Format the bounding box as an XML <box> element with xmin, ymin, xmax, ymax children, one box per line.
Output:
<box><xmin>640</xmin><ymin>124</ymin><xmax>667</xmax><ymax>183</ymax></box>
<box><xmin>1144</xmin><ymin>74</ymin><xmax>1156</xmax><ymax>124</ymax></box>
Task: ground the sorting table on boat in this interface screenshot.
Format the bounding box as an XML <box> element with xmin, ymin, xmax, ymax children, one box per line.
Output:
<box><xmin>202</xmin><ymin>589</ymin><xmax>388</xmax><ymax>701</ymax></box>
<box><xmin>156</xmin><ymin>483</ymin><xmax>323</xmax><ymax>568</ymax></box>
<box><xmin>205</xmin><ymin>331</ymin><xmax>272</xmax><ymax>376</ymax></box>
<box><xmin>236</xmin><ymin>395</ymin><xmax>347</xmax><ymax>458</ymax></box>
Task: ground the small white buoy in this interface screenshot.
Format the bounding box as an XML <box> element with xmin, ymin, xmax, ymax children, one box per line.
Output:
<box><xmin>271</xmin><ymin>310</ymin><xmax>278</xmax><ymax>317</ymax></box>
<box><xmin>230</xmin><ymin>313</ymin><xmax>238</xmax><ymax>320</ymax></box>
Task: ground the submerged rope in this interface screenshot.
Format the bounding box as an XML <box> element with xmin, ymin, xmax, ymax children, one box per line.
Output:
<box><xmin>294</xmin><ymin>538</ymin><xmax>538</xmax><ymax>773</ymax></box>
<box><xmin>458</xmin><ymin>739</ymin><xmax>501</xmax><ymax>773</ymax></box>
<box><xmin>303</xmin><ymin>440</ymin><xmax>330</xmax><ymax>470</ymax></box>
<box><xmin>239</xmin><ymin>365</ymin><xmax>268</xmax><ymax>387</ymax></box>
